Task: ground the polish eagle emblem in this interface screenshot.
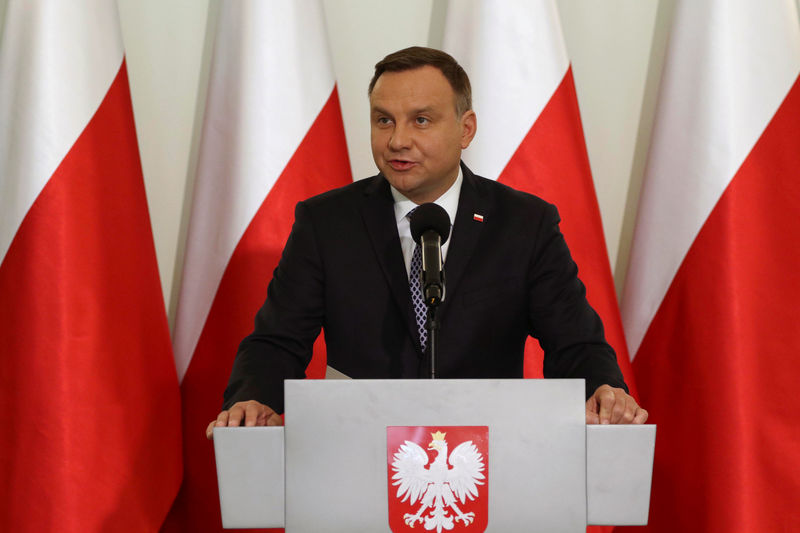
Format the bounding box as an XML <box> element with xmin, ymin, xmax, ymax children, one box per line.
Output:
<box><xmin>390</xmin><ymin>429</ymin><xmax>486</xmax><ymax>532</ymax></box>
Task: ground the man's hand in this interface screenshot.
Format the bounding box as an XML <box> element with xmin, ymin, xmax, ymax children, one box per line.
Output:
<box><xmin>206</xmin><ymin>400</ymin><xmax>283</xmax><ymax>440</ymax></box>
<box><xmin>585</xmin><ymin>384</ymin><xmax>648</xmax><ymax>425</ymax></box>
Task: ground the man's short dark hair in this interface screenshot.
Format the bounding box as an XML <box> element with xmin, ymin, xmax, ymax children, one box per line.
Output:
<box><xmin>368</xmin><ymin>46</ymin><xmax>472</xmax><ymax>116</ymax></box>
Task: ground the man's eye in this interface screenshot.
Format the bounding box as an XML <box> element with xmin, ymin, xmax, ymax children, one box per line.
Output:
<box><xmin>416</xmin><ymin>117</ymin><xmax>430</xmax><ymax>125</ymax></box>
<box><xmin>376</xmin><ymin>117</ymin><xmax>392</xmax><ymax>125</ymax></box>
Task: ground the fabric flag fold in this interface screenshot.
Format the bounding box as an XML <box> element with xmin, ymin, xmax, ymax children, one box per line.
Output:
<box><xmin>622</xmin><ymin>0</ymin><xmax>800</xmax><ymax>531</ymax></box>
<box><xmin>164</xmin><ymin>1</ymin><xmax>352</xmax><ymax>531</ymax></box>
<box><xmin>443</xmin><ymin>0</ymin><xmax>637</xmax><ymax>401</ymax></box>
<box><xmin>0</xmin><ymin>1</ymin><xmax>182</xmax><ymax>532</ymax></box>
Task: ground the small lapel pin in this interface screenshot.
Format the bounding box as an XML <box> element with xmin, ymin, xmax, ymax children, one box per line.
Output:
<box><xmin>473</xmin><ymin>214</ymin><xmax>484</xmax><ymax>222</ymax></box>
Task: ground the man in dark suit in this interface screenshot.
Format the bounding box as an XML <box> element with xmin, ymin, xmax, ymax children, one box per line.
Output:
<box><xmin>207</xmin><ymin>47</ymin><xmax>646</xmax><ymax>438</ymax></box>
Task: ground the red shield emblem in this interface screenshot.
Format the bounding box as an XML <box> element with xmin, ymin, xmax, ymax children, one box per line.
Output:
<box><xmin>387</xmin><ymin>426</ymin><xmax>489</xmax><ymax>532</ymax></box>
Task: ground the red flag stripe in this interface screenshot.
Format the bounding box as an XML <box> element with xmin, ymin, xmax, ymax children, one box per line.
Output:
<box><xmin>629</xmin><ymin>75</ymin><xmax>800</xmax><ymax>532</ymax></box>
<box><xmin>162</xmin><ymin>88</ymin><xmax>351</xmax><ymax>532</ymax></box>
<box><xmin>0</xmin><ymin>62</ymin><xmax>182</xmax><ymax>532</ymax></box>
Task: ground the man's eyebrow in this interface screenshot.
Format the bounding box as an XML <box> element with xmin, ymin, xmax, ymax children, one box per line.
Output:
<box><xmin>371</xmin><ymin>105</ymin><xmax>391</xmax><ymax>116</ymax></box>
<box><xmin>370</xmin><ymin>105</ymin><xmax>438</xmax><ymax>115</ymax></box>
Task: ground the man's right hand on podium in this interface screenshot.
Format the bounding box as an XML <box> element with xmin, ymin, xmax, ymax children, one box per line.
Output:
<box><xmin>206</xmin><ymin>400</ymin><xmax>283</xmax><ymax>440</ymax></box>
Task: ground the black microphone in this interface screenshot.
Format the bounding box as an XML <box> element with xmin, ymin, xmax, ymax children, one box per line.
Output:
<box><xmin>410</xmin><ymin>203</ymin><xmax>451</xmax><ymax>306</ymax></box>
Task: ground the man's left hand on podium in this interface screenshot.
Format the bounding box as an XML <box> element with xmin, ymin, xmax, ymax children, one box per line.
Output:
<box><xmin>206</xmin><ymin>400</ymin><xmax>283</xmax><ymax>440</ymax></box>
<box><xmin>585</xmin><ymin>384</ymin><xmax>648</xmax><ymax>425</ymax></box>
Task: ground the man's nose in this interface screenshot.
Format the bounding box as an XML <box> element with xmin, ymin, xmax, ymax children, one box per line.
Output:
<box><xmin>388</xmin><ymin>123</ymin><xmax>412</xmax><ymax>151</ymax></box>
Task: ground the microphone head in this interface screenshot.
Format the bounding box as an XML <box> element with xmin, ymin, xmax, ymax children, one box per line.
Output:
<box><xmin>410</xmin><ymin>203</ymin><xmax>451</xmax><ymax>245</ymax></box>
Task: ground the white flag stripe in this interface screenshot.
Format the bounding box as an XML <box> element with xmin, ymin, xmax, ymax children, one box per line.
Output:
<box><xmin>172</xmin><ymin>0</ymin><xmax>336</xmax><ymax>381</ymax></box>
<box><xmin>622</xmin><ymin>0</ymin><xmax>800</xmax><ymax>357</ymax></box>
<box><xmin>443</xmin><ymin>0</ymin><xmax>568</xmax><ymax>181</ymax></box>
<box><xmin>0</xmin><ymin>0</ymin><xmax>123</xmax><ymax>262</ymax></box>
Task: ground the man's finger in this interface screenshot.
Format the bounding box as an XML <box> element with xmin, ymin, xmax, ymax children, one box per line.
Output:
<box><xmin>597</xmin><ymin>386</ymin><xmax>617</xmax><ymax>424</ymax></box>
<box><xmin>585</xmin><ymin>394</ymin><xmax>599</xmax><ymax>425</ymax></box>
<box><xmin>226</xmin><ymin>405</ymin><xmax>246</xmax><ymax>427</ymax></box>
<box><xmin>618</xmin><ymin>401</ymin><xmax>637</xmax><ymax>424</ymax></box>
<box><xmin>206</xmin><ymin>420</ymin><xmax>216</xmax><ymax>440</ymax></box>
<box><xmin>266</xmin><ymin>412</ymin><xmax>284</xmax><ymax>426</ymax></box>
<box><xmin>214</xmin><ymin>410</ymin><xmax>230</xmax><ymax>427</ymax></box>
<box><xmin>611</xmin><ymin>390</ymin><xmax>640</xmax><ymax>424</ymax></box>
<box><xmin>633</xmin><ymin>408</ymin><xmax>649</xmax><ymax>424</ymax></box>
<box><xmin>244</xmin><ymin>402</ymin><xmax>266</xmax><ymax>427</ymax></box>
<box><xmin>609</xmin><ymin>392</ymin><xmax>628</xmax><ymax>424</ymax></box>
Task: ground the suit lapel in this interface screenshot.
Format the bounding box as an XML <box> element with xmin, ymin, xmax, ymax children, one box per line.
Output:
<box><xmin>441</xmin><ymin>164</ymin><xmax>489</xmax><ymax>316</ymax></box>
<box><xmin>360</xmin><ymin>175</ymin><xmax>423</xmax><ymax>352</ymax></box>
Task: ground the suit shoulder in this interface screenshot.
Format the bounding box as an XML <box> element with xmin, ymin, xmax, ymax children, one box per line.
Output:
<box><xmin>471</xmin><ymin>173</ymin><xmax>558</xmax><ymax>218</ymax></box>
<box><xmin>299</xmin><ymin>175</ymin><xmax>376</xmax><ymax>208</ymax></box>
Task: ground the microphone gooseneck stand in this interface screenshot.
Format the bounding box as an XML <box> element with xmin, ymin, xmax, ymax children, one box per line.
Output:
<box><xmin>422</xmin><ymin>243</ymin><xmax>444</xmax><ymax>380</ymax></box>
<box><xmin>426</xmin><ymin>295</ymin><xmax>441</xmax><ymax>379</ymax></box>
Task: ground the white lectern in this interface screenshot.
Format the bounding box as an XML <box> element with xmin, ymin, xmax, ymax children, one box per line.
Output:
<box><xmin>214</xmin><ymin>379</ymin><xmax>655</xmax><ymax>532</ymax></box>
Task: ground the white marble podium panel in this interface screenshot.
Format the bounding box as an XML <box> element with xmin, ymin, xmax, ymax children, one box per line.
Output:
<box><xmin>284</xmin><ymin>379</ymin><xmax>586</xmax><ymax>533</ymax></box>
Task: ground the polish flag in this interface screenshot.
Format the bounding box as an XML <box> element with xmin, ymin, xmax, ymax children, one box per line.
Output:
<box><xmin>0</xmin><ymin>1</ymin><xmax>182</xmax><ymax>532</ymax></box>
<box><xmin>164</xmin><ymin>1</ymin><xmax>352</xmax><ymax>531</ymax></box>
<box><xmin>621</xmin><ymin>1</ymin><xmax>800</xmax><ymax>531</ymax></box>
<box><xmin>443</xmin><ymin>0</ymin><xmax>637</xmax><ymax>398</ymax></box>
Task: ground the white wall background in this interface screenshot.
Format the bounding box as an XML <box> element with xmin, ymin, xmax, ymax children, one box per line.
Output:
<box><xmin>10</xmin><ymin>0</ymin><xmax>677</xmax><ymax>328</ymax></box>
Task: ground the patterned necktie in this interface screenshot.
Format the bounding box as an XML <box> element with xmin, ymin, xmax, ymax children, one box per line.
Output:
<box><xmin>407</xmin><ymin>207</ymin><xmax>428</xmax><ymax>352</ymax></box>
<box><xmin>409</xmin><ymin>241</ymin><xmax>427</xmax><ymax>352</ymax></box>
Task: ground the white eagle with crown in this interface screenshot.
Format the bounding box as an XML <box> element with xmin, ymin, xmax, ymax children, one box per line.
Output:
<box><xmin>391</xmin><ymin>430</ymin><xmax>486</xmax><ymax>532</ymax></box>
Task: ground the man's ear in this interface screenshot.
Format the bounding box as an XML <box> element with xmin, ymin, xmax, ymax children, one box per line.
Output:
<box><xmin>460</xmin><ymin>110</ymin><xmax>477</xmax><ymax>149</ymax></box>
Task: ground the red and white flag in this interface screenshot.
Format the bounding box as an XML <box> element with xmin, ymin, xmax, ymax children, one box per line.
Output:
<box><xmin>164</xmin><ymin>1</ymin><xmax>352</xmax><ymax>530</ymax></box>
<box><xmin>443</xmin><ymin>0</ymin><xmax>637</xmax><ymax>396</ymax></box>
<box><xmin>622</xmin><ymin>1</ymin><xmax>800</xmax><ymax>531</ymax></box>
<box><xmin>0</xmin><ymin>1</ymin><xmax>182</xmax><ymax>531</ymax></box>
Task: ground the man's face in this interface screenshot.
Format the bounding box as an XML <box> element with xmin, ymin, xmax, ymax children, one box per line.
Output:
<box><xmin>369</xmin><ymin>65</ymin><xmax>477</xmax><ymax>204</ymax></box>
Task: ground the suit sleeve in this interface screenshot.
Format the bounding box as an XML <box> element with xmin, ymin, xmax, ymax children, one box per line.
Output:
<box><xmin>527</xmin><ymin>203</ymin><xmax>628</xmax><ymax>398</ymax></box>
<box><xmin>222</xmin><ymin>201</ymin><xmax>324</xmax><ymax>413</ymax></box>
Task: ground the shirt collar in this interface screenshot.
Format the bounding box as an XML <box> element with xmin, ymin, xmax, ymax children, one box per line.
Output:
<box><xmin>391</xmin><ymin>167</ymin><xmax>463</xmax><ymax>224</ymax></box>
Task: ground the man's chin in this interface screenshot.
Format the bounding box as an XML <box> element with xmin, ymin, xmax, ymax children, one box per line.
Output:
<box><xmin>381</xmin><ymin>169</ymin><xmax>420</xmax><ymax>191</ymax></box>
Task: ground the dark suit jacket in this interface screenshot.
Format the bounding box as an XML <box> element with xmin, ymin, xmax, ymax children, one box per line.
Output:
<box><xmin>224</xmin><ymin>164</ymin><xmax>626</xmax><ymax>412</ymax></box>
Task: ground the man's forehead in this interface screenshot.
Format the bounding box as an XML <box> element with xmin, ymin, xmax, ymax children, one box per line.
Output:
<box><xmin>372</xmin><ymin>65</ymin><xmax>450</xmax><ymax>91</ymax></box>
<box><xmin>369</xmin><ymin>66</ymin><xmax>457</xmax><ymax>112</ymax></box>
